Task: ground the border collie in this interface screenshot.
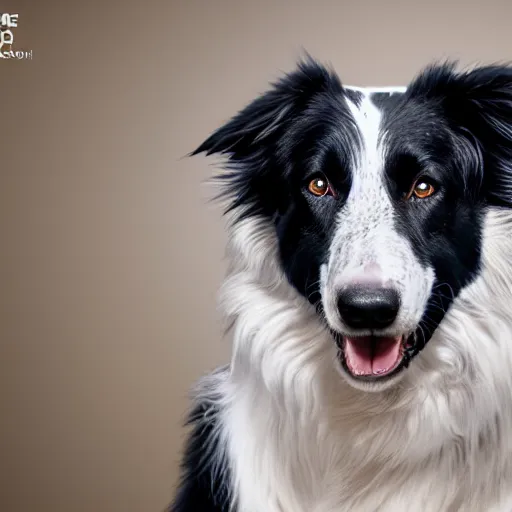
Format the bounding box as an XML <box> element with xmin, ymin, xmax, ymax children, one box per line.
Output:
<box><xmin>171</xmin><ymin>58</ymin><xmax>512</xmax><ymax>511</ymax></box>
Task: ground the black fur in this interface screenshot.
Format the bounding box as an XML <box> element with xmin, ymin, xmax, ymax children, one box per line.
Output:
<box><xmin>389</xmin><ymin>63</ymin><xmax>512</xmax><ymax>354</ymax></box>
<box><xmin>171</xmin><ymin>59</ymin><xmax>512</xmax><ymax>508</ymax></box>
<box><xmin>191</xmin><ymin>58</ymin><xmax>512</xmax><ymax>353</ymax></box>
<box><xmin>169</xmin><ymin>395</ymin><xmax>230</xmax><ymax>512</ymax></box>
<box><xmin>191</xmin><ymin>56</ymin><xmax>359</xmax><ymax>305</ymax></box>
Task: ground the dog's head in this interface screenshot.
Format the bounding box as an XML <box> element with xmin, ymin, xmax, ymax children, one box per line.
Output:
<box><xmin>192</xmin><ymin>58</ymin><xmax>512</xmax><ymax>391</ymax></box>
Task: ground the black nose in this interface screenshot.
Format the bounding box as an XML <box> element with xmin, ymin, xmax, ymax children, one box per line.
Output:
<box><xmin>337</xmin><ymin>286</ymin><xmax>400</xmax><ymax>330</ymax></box>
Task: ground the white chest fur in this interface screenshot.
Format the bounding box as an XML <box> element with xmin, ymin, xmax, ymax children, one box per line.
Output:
<box><xmin>221</xmin><ymin>364</ymin><xmax>512</xmax><ymax>512</ymax></box>
<box><xmin>213</xmin><ymin>209</ymin><xmax>512</xmax><ymax>512</ymax></box>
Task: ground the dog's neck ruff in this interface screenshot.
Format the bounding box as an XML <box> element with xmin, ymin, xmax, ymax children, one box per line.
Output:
<box><xmin>210</xmin><ymin>208</ymin><xmax>512</xmax><ymax>512</ymax></box>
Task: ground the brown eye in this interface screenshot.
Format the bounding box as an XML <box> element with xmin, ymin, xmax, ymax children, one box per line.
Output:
<box><xmin>308</xmin><ymin>176</ymin><xmax>330</xmax><ymax>197</ymax></box>
<box><xmin>406</xmin><ymin>179</ymin><xmax>436</xmax><ymax>200</ymax></box>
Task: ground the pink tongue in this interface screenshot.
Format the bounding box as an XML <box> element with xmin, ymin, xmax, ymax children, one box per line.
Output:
<box><xmin>344</xmin><ymin>336</ymin><xmax>402</xmax><ymax>376</ymax></box>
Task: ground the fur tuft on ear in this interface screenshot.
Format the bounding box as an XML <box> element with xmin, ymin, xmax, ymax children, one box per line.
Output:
<box><xmin>190</xmin><ymin>56</ymin><xmax>343</xmax><ymax>219</ymax></box>
<box><xmin>407</xmin><ymin>62</ymin><xmax>512</xmax><ymax>208</ymax></box>
<box><xmin>191</xmin><ymin>55</ymin><xmax>341</xmax><ymax>159</ymax></box>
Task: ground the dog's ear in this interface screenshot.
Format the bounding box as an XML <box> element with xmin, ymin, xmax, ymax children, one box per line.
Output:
<box><xmin>408</xmin><ymin>63</ymin><xmax>512</xmax><ymax>208</ymax></box>
<box><xmin>191</xmin><ymin>57</ymin><xmax>343</xmax><ymax>218</ymax></box>
<box><xmin>191</xmin><ymin>56</ymin><xmax>341</xmax><ymax>160</ymax></box>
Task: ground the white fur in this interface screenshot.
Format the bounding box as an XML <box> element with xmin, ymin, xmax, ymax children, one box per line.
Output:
<box><xmin>321</xmin><ymin>93</ymin><xmax>435</xmax><ymax>370</ymax></box>
<box><xmin>196</xmin><ymin>90</ymin><xmax>512</xmax><ymax>511</ymax></box>
<box><xmin>203</xmin><ymin>206</ymin><xmax>512</xmax><ymax>512</ymax></box>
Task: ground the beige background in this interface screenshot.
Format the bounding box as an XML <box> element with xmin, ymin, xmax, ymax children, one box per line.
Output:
<box><xmin>2</xmin><ymin>0</ymin><xmax>512</xmax><ymax>511</ymax></box>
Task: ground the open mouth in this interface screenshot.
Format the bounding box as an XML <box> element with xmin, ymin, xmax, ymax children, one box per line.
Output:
<box><xmin>340</xmin><ymin>335</ymin><xmax>408</xmax><ymax>380</ymax></box>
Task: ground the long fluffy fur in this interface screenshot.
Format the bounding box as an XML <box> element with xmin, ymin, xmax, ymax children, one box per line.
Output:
<box><xmin>172</xmin><ymin>61</ymin><xmax>512</xmax><ymax>511</ymax></box>
<box><xmin>175</xmin><ymin>208</ymin><xmax>512</xmax><ymax>512</ymax></box>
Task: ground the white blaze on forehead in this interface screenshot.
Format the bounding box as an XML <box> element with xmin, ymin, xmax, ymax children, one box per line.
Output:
<box><xmin>321</xmin><ymin>86</ymin><xmax>435</xmax><ymax>340</ymax></box>
<box><xmin>336</xmin><ymin>90</ymin><xmax>391</xmax><ymax>276</ymax></box>
<box><xmin>343</xmin><ymin>86</ymin><xmax>405</xmax><ymax>169</ymax></box>
<box><xmin>345</xmin><ymin>91</ymin><xmax>385</xmax><ymax>172</ymax></box>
